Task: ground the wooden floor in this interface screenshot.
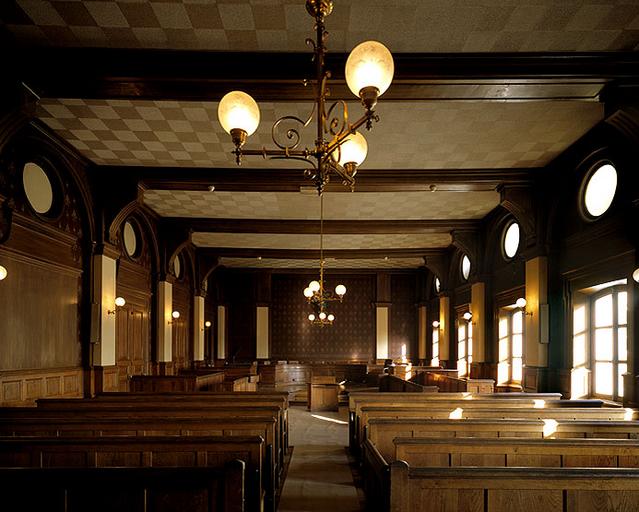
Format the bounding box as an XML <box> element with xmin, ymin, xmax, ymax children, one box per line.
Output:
<box><xmin>278</xmin><ymin>406</ymin><xmax>363</xmax><ymax>512</ymax></box>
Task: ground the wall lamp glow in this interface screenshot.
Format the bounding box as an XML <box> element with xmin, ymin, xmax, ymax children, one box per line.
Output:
<box><xmin>432</xmin><ymin>320</ymin><xmax>440</xmax><ymax>328</ymax></box>
<box><xmin>516</xmin><ymin>297</ymin><xmax>533</xmax><ymax>316</ymax></box>
<box><xmin>633</xmin><ymin>268</ymin><xmax>639</xmax><ymax>283</ymax></box>
<box><xmin>107</xmin><ymin>296</ymin><xmax>126</xmax><ymax>315</ymax></box>
<box><xmin>462</xmin><ymin>311</ymin><xmax>472</xmax><ymax>322</ymax></box>
<box><xmin>0</xmin><ymin>265</ymin><xmax>7</xmax><ymax>281</ymax></box>
<box><xmin>204</xmin><ymin>320</ymin><xmax>212</xmax><ymax>328</ymax></box>
<box><xmin>168</xmin><ymin>310</ymin><xmax>180</xmax><ymax>324</ymax></box>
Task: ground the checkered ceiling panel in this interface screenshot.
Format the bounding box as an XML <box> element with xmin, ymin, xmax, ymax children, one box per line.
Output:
<box><xmin>219</xmin><ymin>257</ymin><xmax>424</xmax><ymax>269</ymax></box>
<box><xmin>192</xmin><ymin>232</ymin><xmax>451</xmax><ymax>250</ymax></box>
<box><xmin>143</xmin><ymin>190</ymin><xmax>499</xmax><ymax>220</ymax></box>
<box><xmin>3</xmin><ymin>1</ymin><xmax>639</xmax><ymax>52</ymax></box>
<box><xmin>37</xmin><ymin>99</ymin><xmax>603</xmax><ymax>169</ymax></box>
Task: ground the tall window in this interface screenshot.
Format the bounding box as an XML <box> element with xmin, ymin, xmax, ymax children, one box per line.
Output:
<box><xmin>431</xmin><ymin>323</ymin><xmax>439</xmax><ymax>366</ymax></box>
<box><xmin>457</xmin><ymin>318</ymin><xmax>472</xmax><ymax>377</ymax></box>
<box><xmin>572</xmin><ymin>283</ymin><xmax>627</xmax><ymax>401</ymax></box>
<box><xmin>498</xmin><ymin>309</ymin><xmax>523</xmax><ymax>385</ymax></box>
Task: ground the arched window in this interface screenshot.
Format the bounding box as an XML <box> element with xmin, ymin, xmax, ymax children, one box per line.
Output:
<box><xmin>502</xmin><ymin>221</ymin><xmax>520</xmax><ymax>260</ymax></box>
<box><xmin>582</xmin><ymin>162</ymin><xmax>617</xmax><ymax>219</ymax></box>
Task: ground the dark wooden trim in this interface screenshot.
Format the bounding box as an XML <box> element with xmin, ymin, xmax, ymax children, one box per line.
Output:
<box><xmin>12</xmin><ymin>50</ymin><xmax>639</xmax><ymax>102</ymax></box>
<box><xmin>203</xmin><ymin>247</ymin><xmax>441</xmax><ymax>259</ymax></box>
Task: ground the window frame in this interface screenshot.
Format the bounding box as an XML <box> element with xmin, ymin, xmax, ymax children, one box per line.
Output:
<box><xmin>579</xmin><ymin>160</ymin><xmax>618</xmax><ymax>221</ymax></box>
<box><xmin>497</xmin><ymin>307</ymin><xmax>524</xmax><ymax>386</ymax></box>
<box><xmin>456</xmin><ymin>312</ymin><xmax>472</xmax><ymax>378</ymax></box>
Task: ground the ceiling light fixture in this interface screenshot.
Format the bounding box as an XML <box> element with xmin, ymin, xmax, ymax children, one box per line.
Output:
<box><xmin>217</xmin><ymin>0</ymin><xmax>394</xmax><ymax>194</ymax></box>
<box><xmin>303</xmin><ymin>194</ymin><xmax>346</xmax><ymax>326</ymax></box>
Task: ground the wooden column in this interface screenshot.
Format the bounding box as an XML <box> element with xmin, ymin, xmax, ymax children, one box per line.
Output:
<box><xmin>256</xmin><ymin>306</ymin><xmax>269</xmax><ymax>359</ymax></box>
<box><xmin>376</xmin><ymin>272</ymin><xmax>391</xmax><ymax>361</ymax></box>
<box><xmin>418</xmin><ymin>305</ymin><xmax>428</xmax><ymax>362</ymax></box>
<box><xmin>471</xmin><ymin>282</ymin><xmax>486</xmax><ymax>363</ymax></box>
<box><xmin>217</xmin><ymin>305</ymin><xmax>227</xmax><ymax>360</ymax></box>
<box><xmin>193</xmin><ymin>295</ymin><xmax>205</xmax><ymax>362</ymax></box>
<box><xmin>438</xmin><ymin>295</ymin><xmax>451</xmax><ymax>364</ymax></box>
<box><xmin>157</xmin><ymin>281</ymin><xmax>173</xmax><ymax>364</ymax></box>
<box><xmin>92</xmin><ymin>254</ymin><xmax>117</xmax><ymax>367</ymax></box>
<box><xmin>523</xmin><ymin>256</ymin><xmax>549</xmax><ymax>391</ymax></box>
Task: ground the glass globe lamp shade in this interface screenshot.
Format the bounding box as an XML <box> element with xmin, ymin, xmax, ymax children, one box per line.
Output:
<box><xmin>205</xmin><ymin>321</ymin><xmax>212</xmax><ymax>328</ymax></box>
<box><xmin>309</xmin><ymin>280</ymin><xmax>321</xmax><ymax>293</ymax></box>
<box><xmin>432</xmin><ymin>320</ymin><xmax>440</xmax><ymax>328</ymax></box>
<box><xmin>218</xmin><ymin>91</ymin><xmax>261</xmax><ymax>136</ymax></box>
<box><xmin>327</xmin><ymin>314</ymin><xmax>335</xmax><ymax>322</ymax></box>
<box><xmin>115</xmin><ymin>296</ymin><xmax>126</xmax><ymax>307</ymax></box>
<box><xmin>0</xmin><ymin>265</ymin><xmax>7</xmax><ymax>281</ymax></box>
<box><xmin>335</xmin><ymin>284</ymin><xmax>347</xmax><ymax>296</ymax></box>
<box><xmin>633</xmin><ymin>268</ymin><xmax>639</xmax><ymax>283</ymax></box>
<box><xmin>308</xmin><ymin>314</ymin><xmax>315</xmax><ymax>321</ymax></box>
<box><xmin>516</xmin><ymin>297</ymin><xmax>527</xmax><ymax>309</ymax></box>
<box><xmin>319</xmin><ymin>312</ymin><xmax>327</xmax><ymax>320</ymax></box>
<box><xmin>462</xmin><ymin>311</ymin><xmax>472</xmax><ymax>321</ymax></box>
<box><xmin>303</xmin><ymin>287</ymin><xmax>314</xmax><ymax>298</ymax></box>
<box><xmin>345</xmin><ymin>40</ymin><xmax>394</xmax><ymax>98</ymax></box>
<box><xmin>333</xmin><ymin>132</ymin><xmax>368</xmax><ymax>167</ymax></box>
<box><xmin>172</xmin><ymin>311</ymin><xmax>180</xmax><ymax>319</ymax></box>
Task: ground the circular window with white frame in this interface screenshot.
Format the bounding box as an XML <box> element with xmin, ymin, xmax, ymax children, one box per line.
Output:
<box><xmin>173</xmin><ymin>253</ymin><xmax>182</xmax><ymax>279</ymax></box>
<box><xmin>582</xmin><ymin>161</ymin><xmax>617</xmax><ymax>219</ymax></box>
<box><xmin>502</xmin><ymin>220</ymin><xmax>520</xmax><ymax>260</ymax></box>
<box><xmin>434</xmin><ymin>276</ymin><xmax>441</xmax><ymax>294</ymax></box>
<box><xmin>461</xmin><ymin>254</ymin><xmax>471</xmax><ymax>281</ymax></box>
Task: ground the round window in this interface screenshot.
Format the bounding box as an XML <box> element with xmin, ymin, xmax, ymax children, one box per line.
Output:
<box><xmin>23</xmin><ymin>163</ymin><xmax>53</xmax><ymax>214</ymax></box>
<box><xmin>123</xmin><ymin>221</ymin><xmax>138</xmax><ymax>257</ymax></box>
<box><xmin>461</xmin><ymin>255</ymin><xmax>471</xmax><ymax>281</ymax></box>
<box><xmin>503</xmin><ymin>221</ymin><xmax>520</xmax><ymax>259</ymax></box>
<box><xmin>434</xmin><ymin>277</ymin><xmax>441</xmax><ymax>294</ymax></box>
<box><xmin>173</xmin><ymin>254</ymin><xmax>182</xmax><ymax>279</ymax></box>
<box><xmin>583</xmin><ymin>162</ymin><xmax>617</xmax><ymax>218</ymax></box>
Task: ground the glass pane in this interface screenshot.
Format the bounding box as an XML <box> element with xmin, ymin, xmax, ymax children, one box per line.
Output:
<box><xmin>499</xmin><ymin>337</ymin><xmax>509</xmax><ymax>363</ymax></box>
<box><xmin>512</xmin><ymin>334</ymin><xmax>523</xmax><ymax>358</ymax></box>
<box><xmin>618</xmin><ymin>363</ymin><xmax>627</xmax><ymax>398</ymax></box>
<box><xmin>458</xmin><ymin>325</ymin><xmax>465</xmax><ymax>342</ymax></box>
<box><xmin>432</xmin><ymin>342</ymin><xmax>438</xmax><ymax>358</ymax></box>
<box><xmin>618</xmin><ymin>291</ymin><xmax>627</xmax><ymax>325</ymax></box>
<box><xmin>468</xmin><ymin>322</ymin><xmax>473</xmax><ymax>338</ymax></box>
<box><xmin>512</xmin><ymin>358</ymin><xmax>523</xmax><ymax>382</ymax></box>
<box><xmin>595</xmin><ymin>362</ymin><xmax>613</xmax><ymax>396</ymax></box>
<box><xmin>461</xmin><ymin>255</ymin><xmax>471</xmax><ymax>280</ymax></box>
<box><xmin>458</xmin><ymin>360</ymin><xmax>467</xmax><ymax>377</ymax></box>
<box><xmin>594</xmin><ymin>294</ymin><xmax>613</xmax><ymax>327</ymax></box>
<box><xmin>431</xmin><ymin>357</ymin><xmax>439</xmax><ymax>366</ymax></box>
<box><xmin>571</xmin><ymin>367</ymin><xmax>589</xmax><ymax>399</ymax></box>
<box><xmin>573</xmin><ymin>305</ymin><xmax>586</xmax><ymax>334</ymax></box>
<box><xmin>573</xmin><ymin>333</ymin><xmax>587</xmax><ymax>367</ymax></box>
<box><xmin>468</xmin><ymin>337</ymin><xmax>473</xmax><ymax>356</ymax></box>
<box><xmin>432</xmin><ymin>330</ymin><xmax>439</xmax><ymax>343</ymax></box>
<box><xmin>594</xmin><ymin>328</ymin><xmax>613</xmax><ymax>361</ymax></box>
<box><xmin>458</xmin><ymin>341</ymin><xmax>465</xmax><ymax>358</ymax></box>
<box><xmin>584</xmin><ymin>163</ymin><xmax>617</xmax><ymax>218</ymax></box>
<box><xmin>512</xmin><ymin>311</ymin><xmax>523</xmax><ymax>334</ymax></box>
<box><xmin>503</xmin><ymin>222</ymin><xmax>520</xmax><ymax>259</ymax></box>
<box><xmin>618</xmin><ymin>327</ymin><xmax>627</xmax><ymax>362</ymax></box>
<box><xmin>497</xmin><ymin>362</ymin><xmax>509</xmax><ymax>385</ymax></box>
<box><xmin>499</xmin><ymin>317</ymin><xmax>508</xmax><ymax>339</ymax></box>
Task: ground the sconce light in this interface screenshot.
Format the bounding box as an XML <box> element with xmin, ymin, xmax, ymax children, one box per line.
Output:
<box><xmin>0</xmin><ymin>265</ymin><xmax>7</xmax><ymax>281</ymax></box>
<box><xmin>633</xmin><ymin>268</ymin><xmax>639</xmax><ymax>283</ymax></box>
<box><xmin>168</xmin><ymin>310</ymin><xmax>180</xmax><ymax>324</ymax></box>
<box><xmin>516</xmin><ymin>297</ymin><xmax>533</xmax><ymax>316</ymax></box>
<box><xmin>432</xmin><ymin>320</ymin><xmax>440</xmax><ymax>328</ymax></box>
<box><xmin>107</xmin><ymin>296</ymin><xmax>126</xmax><ymax>315</ymax></box>
<box><xmin>462</xmin><ymin>311</ymin><xmax>472</xmax><ymax>322</ymax></box>
<box><xmin>204</xmin><ymin>320</ymin><xmax>212</xmax><ymax>328</ymax></box>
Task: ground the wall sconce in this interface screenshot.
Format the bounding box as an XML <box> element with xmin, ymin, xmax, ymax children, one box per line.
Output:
<box><xmin>204</xmin><ymin>320</ymin><xmax>212</xmax><ymax>328</ymax></box>
<box><xmin>516</xmin><ymin>297</ymin><xmax>533</xmax><ymax>316</ymax></box>
<box><xmin>633</xmin><ymin>268</ymin><xmax>639</xmax><ymax>283</ymax></box>
<box><xmin>462</xmin><ymin>311</ymin><xmax>472</xmax><ymax>322</ymax></box>
<box><xmin>168</xmin><ymin>310</ymin><xmax>180</xmax><ymax>324</ymax></box>
<box><xmin>432</xmin><ymin>320</ymin><xmax>440</xmax><ymax>328</ymax></box>
<box><xmin>0</xmin><ymin>265</ymin><xmax>7</xmax><ymax>281</ymax></box>
<box><xmin>107</xmin><ymin>296</ymin><xmax>126</xmax><ymax>315</ymax></box>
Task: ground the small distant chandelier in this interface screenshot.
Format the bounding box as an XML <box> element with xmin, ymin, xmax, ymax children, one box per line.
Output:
<box><xmin>217</xmin><ymin>0</ymin><xmax>394</xmax><ymax>194</ymax></box>
<box><xmin>303</xmin><ymin>194</ymin><xmax>346</xmax><ymax>326</ymax></box>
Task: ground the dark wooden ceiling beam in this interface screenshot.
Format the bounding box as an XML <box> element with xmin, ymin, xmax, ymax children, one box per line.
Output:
<box><xmin>128</xmin><ymin>166</ymin><xmax>537</xmax><ymax>193</ymax></box>
<box><xmin>199</xmin><ymin>247</ymin><xmax>442</xmax><ymax>259</ymax></box>
<box><xmin>13</xmin><ymin>49</ymin><xmax>639</xmax><ymax>102</ymax></box>
<box><xmin>175</xmin><ymin>218</ymin><xmax>476</xmax><ymax>234</ymax></box>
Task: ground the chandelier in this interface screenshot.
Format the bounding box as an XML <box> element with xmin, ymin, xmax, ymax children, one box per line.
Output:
<box><xmin>216</xmin><ymin>0</ymin><xmax>394</xmax><ymax>194</ymax></box>
<box><xmin>303</xmin><ymin>194</ymin><xmax>346</xmax><ymax>326</ymax></box>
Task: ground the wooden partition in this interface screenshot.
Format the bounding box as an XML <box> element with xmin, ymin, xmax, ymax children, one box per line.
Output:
<box><xmin>129</xmin><ymin>372</ymin><xmax>225</xmax><ymax>392</ymax></box>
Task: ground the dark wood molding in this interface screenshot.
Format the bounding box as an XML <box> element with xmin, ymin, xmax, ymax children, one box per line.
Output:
<box><xmin>202</xmin><ymin>247</ymin><xmax>441</xmax><ymax>259</ymax></box>
<box><xmin>169</xmin><ymin>218</ymin><xmax>477</xmax><ymax>234</ymax></box>
<box><xmin>498</xmin><ymin>184</ymin><xmax>538</xmax><ymax>250</ymax></box>
<box><xmin>451</xmin><ymin>229</ymin><xmax>481</xmax><ymax>279</ymax></box>
<box><xmin>12</xmin><ymin>50</ymin><xmax>639</xmax><ymax>102</ymax></box>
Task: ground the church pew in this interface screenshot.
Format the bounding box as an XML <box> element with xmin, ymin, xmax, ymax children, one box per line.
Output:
<box><xmin>356</xmin><ymin>402</ymin><xmax>627</xmax><ymax>451</ymax></box>
<box><xmin>0</xmin><ymin>464</ymin><xmax>245</xmax><ymax>512</ymax></box>
<box><xmin>389</xmin><ymin>464</ymin><xmax>639</xmax><ymax>512</ymax></box>
<box><xmin>367</xmin><ymin>417</ymin><xmax>639</xmax><ymax>462</ymax></box>
<box><xmin>0</xmin><ymin>435</ymin><xmax>263</xmax><ymax>512</ymax></box>
<box><xmin>347</xmin><ymin>391</ymin><xmax>563</xmax><ymax>451</ymax></box>
<box><xmin>0</xmin><ymin>414</ymin><xmax>278</xmax><ymax>511</ymax></box>
<box><xmin>128</xmin><ymin>373</ymin><xmax>226</xmax><ymax>392</ymax></box>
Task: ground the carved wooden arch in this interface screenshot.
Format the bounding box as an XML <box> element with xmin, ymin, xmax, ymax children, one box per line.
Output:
<box><xmin>119</xmin><ymin>207</ymin><xmax>161</xmax><ymax>277</ymax></box>
<box><xmin>196</xmin><ymin>251</ymin><xmax>220</xmax><ymax>297</ymax></box>
<box><xmin>422</xmin><ymin>252</ymin><xmax>450</xmax><ymax>294</ymax></box>
<box><xmin>168</xmin><ymin>239</ymin><xmax>195</xmax><ymax>283</ymax></box>
<box><xmin>108</xmin><ymin>199</ymin><xmax>142</xmax><ymax>247</ymax></box>
<box><xmin>451</xmin><ymin>229</ymin><xmax>480</xmax><ymax>281</ymax></box>
<box><xmin>483</xmin><ymin>206</ymin><xmax>524</xmax><ymax>267</ymax></box>
<box><xmin>498</xmin><ymin>184</ymin><xmax>537</xmax><ymax>250</ymax></box>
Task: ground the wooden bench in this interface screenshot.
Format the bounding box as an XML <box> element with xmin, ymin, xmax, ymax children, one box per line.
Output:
<box><xmin>379</xmin><ymin>375</ymin><xmax>438</xmax><ymax>393</ymax></box>
<box><xmin>389</xmin><ymin>464</ymin><xmax>639</xmax><ymax>512</ymax></box>
<box><xmin>0</xmin><ymin>435</ymin><xmax>263</xmax><ymax>511</ymax></box>
<box><xmin>0</xmin><ymin>464</ymin><xmax>245</xmax><ymax>512</ymax></box>
<box><xmin>129</xmin><ymin>373</ymin><xmax>226</xmax><ymax>392</ymax></box>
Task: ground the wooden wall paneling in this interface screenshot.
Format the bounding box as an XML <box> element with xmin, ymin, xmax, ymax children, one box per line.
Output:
<box><xmin>0</xmin><ymin>367</ymin><xmax>83</xmax><ymax>405</ymax></box>
<box><xmin>172</xmin><ymin>278</ymin><xmax>192</xmax><ymax>371</ymax></box>
<box><xmin>390</xmin><ymin>273</ymin><xmax>418</xmax><ymax>360</ymax></box>
<box><xmin>223</xmin><ymin>271</ymin><xmax>257</xmax><ymax>362</ymax></box>
<box><xmin>270</xmin><ymin>274</ymin><xmax>375</xmax><ymax>361</ymax></box>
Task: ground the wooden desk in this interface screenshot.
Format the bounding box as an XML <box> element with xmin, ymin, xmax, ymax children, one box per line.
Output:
<box><xmin>308</xmin><ymin>378</ymin><xmax>339</xmax><ymax>412</ymax></box>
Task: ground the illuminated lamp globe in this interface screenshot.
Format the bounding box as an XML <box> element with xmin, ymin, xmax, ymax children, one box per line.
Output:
<box><xmin>303</xmin><ymin>287</ymin><xmax>313</xmax><ymax>298</ymax></box>
<box><xmin>633</xmin><ymin>268</ymin><xmax>639</xmax><ymax>283</ymax></box>
<box><xmin>516</xmin><ymin>297</ymin><xmax>527</xmax><ymax>309</ymax></box>
<box><xmin>345</xmin><ymin>40</ymin><xmax>394</xmax><ymax>98</ymax></box>
<box><xmin>205</xmin><ymin>321</ymin><xmax>212</xmax><ymax>328</ymax></box>
<box><xmin>462</xmin><ymin>311</ymin><xmax>472</xmax><ymax>321</ymax></box>
<box><xmin>172</xmin><ymin>311</ymin><xmax>180</xmax><ymax>319</ymax></box>
<box><xmin>319</xmin><ymin>312</ymin><xmax>327</xmax><ymax>320</ymax></box>
<box><xmin>432</xmin><ymin>320</ymin><xmax>440</xmax><ymax>328</ymax></box>
<box><xmin>308</xmin><ymin>314</ymin><xmax>315</xmax><ymax>321</ymax></box>
<box><xmin>309</xmin><ymin>280</ymin><xmax>321</xmax><ymax>293</ymax></box>
<box><xmin>0</xmin><ymin>265</ymin><xmax>7</xmax><ymax>281</ymax></box>
<box><xmin>218</xmin><ymin>91</ymin><xmax>260</xmax><ymax>136</ymax></box>
<box><xmin>327</xmin><ymin>314</ymin><xmax>335</xmax><ymax>322</ymax></box>
<box><xmin>115</xmin><ymin>297</ymin><xmax>126</xmax><ymax>307</ymax></box>
<box><xmin>335</xmin><ymin>284</ymin><xmax>347</xmax><ymax>296</ymax></box>
<box><xmin>333</xmin><ymin>132</ymin><xmax>368</xmax><ymax>167</ymax></box>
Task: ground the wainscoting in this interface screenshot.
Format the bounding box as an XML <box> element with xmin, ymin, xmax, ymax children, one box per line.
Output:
<box><xmin>0</xmin><ymin>367</ymin><xmax>83</xmax><ymax>406</ymax></box>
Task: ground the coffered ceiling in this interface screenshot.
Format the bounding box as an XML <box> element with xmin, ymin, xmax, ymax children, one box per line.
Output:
<box><xmin>2</xmin><ymin>0</ymin><xmax>637</xmax><ymax>271</ymax></box>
